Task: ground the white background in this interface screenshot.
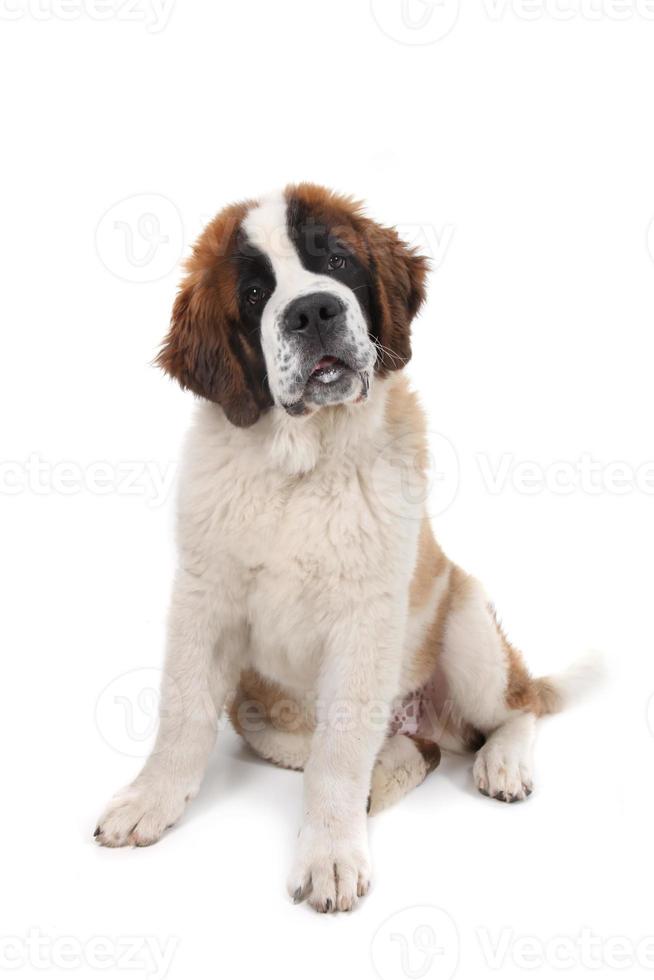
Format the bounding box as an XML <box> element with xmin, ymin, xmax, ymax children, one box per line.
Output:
<box><xmin>1</xmin><ymin>1</ymin><xmax>652</xmax><ymax>978</ymax></box>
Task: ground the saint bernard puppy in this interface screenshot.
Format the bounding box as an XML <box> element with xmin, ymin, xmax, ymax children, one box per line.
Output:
<box><xmin>95</xmin><ymin>184</ymin><xmax>599</xmax><ymax>913</ymax></box>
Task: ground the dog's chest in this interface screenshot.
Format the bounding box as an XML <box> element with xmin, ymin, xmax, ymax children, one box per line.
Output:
<box><xmin>180</xmin><ymin>395</ymin><xmax>422</xmax><ymax>692</ymax></box>
<box><xmin>202</xmin><ymin>445</ymin><xmax>382</xmax><ymax>560</ymax></box>
<box><xmin>199</xmin><ymin>452</ymin><xmax>393</xmax><ymax>688</ymax></box>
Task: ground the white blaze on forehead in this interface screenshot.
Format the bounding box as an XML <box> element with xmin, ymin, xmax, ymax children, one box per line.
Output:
<box><xmin>242</xmin><ymin>190</ymin><xmax>340</xmax><ymax>318</ymax></box>
<box><xmin>242</xmin><ymin>191</ymin><xmax>304</xmax><ymax>280</ymax></box>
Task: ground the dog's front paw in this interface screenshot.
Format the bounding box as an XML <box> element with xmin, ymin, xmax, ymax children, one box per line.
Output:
<box><xmin>288</xmin><ymin>821</ymin><xmax>371</xmax><ymax>913</ymax></box>
<box><xmin>94</xmin><ymin>780</ymin><xmax>192</xmax><ymax>847</ymax></box>
<box><xmin>473</xmin><ymin>743</ymin><xmax>533</xmax><ymax>803</ymax></box>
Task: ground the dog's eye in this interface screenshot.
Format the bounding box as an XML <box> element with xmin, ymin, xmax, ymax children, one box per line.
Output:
<box><xmin>246</xmin><ymin>286</ymin><xmax>266</xmax><ymax>306</ymax></box>
<box><xmin>328</xmin><ymin>254</ymin><xmax>346</xmax><ymax>271</ymax></box>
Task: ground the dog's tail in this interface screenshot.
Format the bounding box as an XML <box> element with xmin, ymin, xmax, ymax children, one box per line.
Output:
<box><xmin>533</xmin><ymin>650</ymin><xmax>606</xmax><ymax>717</ymax></box>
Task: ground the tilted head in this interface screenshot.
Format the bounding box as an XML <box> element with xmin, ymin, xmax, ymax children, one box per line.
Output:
<box><xmin>157</xmin><ymin>184</ymin><xmax>429</xmax><ymax>426</ymax></box>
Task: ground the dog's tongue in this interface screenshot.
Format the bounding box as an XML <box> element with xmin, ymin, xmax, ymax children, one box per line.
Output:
<box><xmin>310</xmin><ymin>356</ymin><xmax>345</xmax><ymax>385</ymax></box>
<box><xmin>312</xmin><ymin>356</ymin><xmax>338</xmax><ymax>373</ymax></box>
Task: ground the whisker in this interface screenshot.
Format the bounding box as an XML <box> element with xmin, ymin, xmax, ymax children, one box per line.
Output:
<box><xmin>372</xmin><ymin>339</ymin><xmax>402</xmax><ymax>367</ymax></box>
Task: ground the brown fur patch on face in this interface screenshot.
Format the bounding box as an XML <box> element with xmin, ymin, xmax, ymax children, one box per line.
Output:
<box><xmin>285</xmin><ymin>183</ymin><xmax>429</xmax><ymax>374</ymax></box>
<box><xmin>156</xmin><ymin>199</ymin><xmax>273</xmax><ymax>427</ymax></box>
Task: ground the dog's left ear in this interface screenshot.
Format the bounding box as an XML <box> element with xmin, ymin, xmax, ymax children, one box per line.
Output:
<box><xmin>366</xmin><ymin>223</ymin><xmax>430</xmax><ymax>374</ymax></box>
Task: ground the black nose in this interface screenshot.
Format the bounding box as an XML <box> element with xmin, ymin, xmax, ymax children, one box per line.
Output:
<box><xmin>284</xmin><ymin>292</ymin><xmax>343</xmax><ymax>334</ymax></box>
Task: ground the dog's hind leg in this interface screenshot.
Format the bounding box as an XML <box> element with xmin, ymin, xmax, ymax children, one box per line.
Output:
<box><xmin>229</xmin><ymin>673</ymin><xmax>314</xmax><ymax>771</ymax></box>
<box><xmin>234</xmin><ymin>715</ymin><xmax>313</xmax><ymax>772</ymax></box>
<box><xmin>438</xmin><ymin>569</ymin><xmax>601</xmax><ymax>802</ymax></box>
<box><xmin>368</xmin><ymin>734</ymin><xmax>440</xmax><ymax>814</ymax></box>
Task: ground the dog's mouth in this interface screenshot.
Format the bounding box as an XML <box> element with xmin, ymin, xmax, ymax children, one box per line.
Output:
<box><xmin>282</xmin><ymin>355</ymin><xmax>370</xmax><ymax>416</ymax></box>
<box><xmin>307</xmin><ymin>355</ymin><xmax>348</xmax><ymax>385</ymax></box>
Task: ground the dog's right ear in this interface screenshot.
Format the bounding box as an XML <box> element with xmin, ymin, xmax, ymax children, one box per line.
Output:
<box><xmin>363</xmin><ymin>220</ymin><xmax>430</xmax><ymax>375</ymax></box>
<box><xmin>156</xmin><ymin>208</ymin><xmax>267</xmax><ymax>428</ymax></box>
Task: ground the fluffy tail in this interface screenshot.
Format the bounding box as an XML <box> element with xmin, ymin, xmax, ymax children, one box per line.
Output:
<box><xmin>534</xmin><ymin>650</ymin><xmax>606</xmax><ymax>716</ymax></box>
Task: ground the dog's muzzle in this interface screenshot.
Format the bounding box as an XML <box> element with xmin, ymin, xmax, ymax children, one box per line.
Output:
<box><xmin>278</xmin><ymin>290</ymin><xmax>373</xmax><ymax>414</ymax></box>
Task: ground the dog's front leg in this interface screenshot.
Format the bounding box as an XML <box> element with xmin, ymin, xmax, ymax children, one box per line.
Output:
<box><xmin>288</xmin><ymin>599</ymin><xmax>404</xmax><ymax>912</ymax></box>
<box><xmin>95</xmin><ymin>568</ymin><xmax>241</xmax><ymax>847</ymax></box>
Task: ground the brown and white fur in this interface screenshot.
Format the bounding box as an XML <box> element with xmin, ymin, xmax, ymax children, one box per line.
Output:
<box><xmin>95</xmin><ymin>184</ymin><xmax>600</xmax><ymax>913</ymax></box>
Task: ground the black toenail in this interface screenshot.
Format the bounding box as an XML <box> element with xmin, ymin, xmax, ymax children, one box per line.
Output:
<box><xmin>325</xmin><ymin>899</ymin><xmax>333</xmax><ymax>912</ymax></box>
<box><xmin>93</xmin><ymin>826</ymin><xmax>101</xmax><ymax>837</ymax></box>
<box><xmin>293</xmin><ymin>887</ymin><xmax>303</xmax><ymax>904</ymax></box>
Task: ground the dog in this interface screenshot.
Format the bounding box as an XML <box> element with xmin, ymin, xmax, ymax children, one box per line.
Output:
<box><xmin>95</xmin><ymin>183</ymin><xmax>599</xmax><ymax>912</ymax></box>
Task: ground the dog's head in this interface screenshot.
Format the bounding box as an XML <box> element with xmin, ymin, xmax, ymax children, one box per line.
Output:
<box><xmin>157</xmin><ymin>184</ymin><xmax>429</xmax><ymax>425</ymax></box>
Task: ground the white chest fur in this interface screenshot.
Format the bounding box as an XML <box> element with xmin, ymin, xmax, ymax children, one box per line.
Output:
<box><xmin>174</xmin><ymin>376</ymin><xmax>423</xmax><ymax>694</ymax></box>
